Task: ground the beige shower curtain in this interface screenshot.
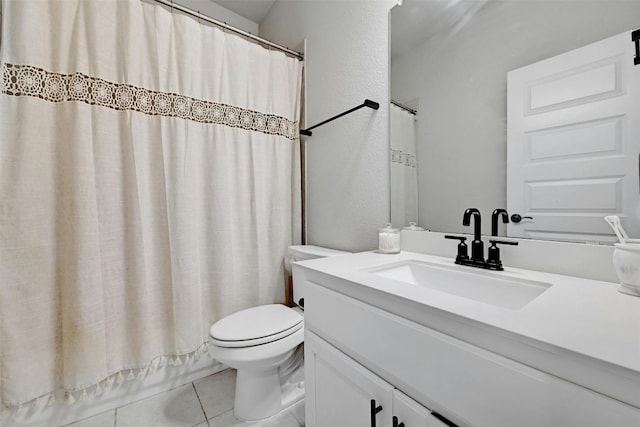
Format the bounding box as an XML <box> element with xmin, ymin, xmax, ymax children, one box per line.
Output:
<box><xmin>0</xmin><ymin>0</ymin><xmax>302</xmax><ymax>411</ymax></box>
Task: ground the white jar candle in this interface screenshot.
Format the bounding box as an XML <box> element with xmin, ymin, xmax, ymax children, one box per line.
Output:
<box><xmin>378</xmin><ymin>223</ymin><xmax>400</xmax><ymax>254</ymax></box>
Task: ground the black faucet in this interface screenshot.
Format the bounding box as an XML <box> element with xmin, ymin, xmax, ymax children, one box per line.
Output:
<box><xmin>445</xmin><ymin>208</ymin><xmax>519</xmax><ymax>271</ymax></box>
<box><xmin>463</xmin><ymin>208</ymin><xmax>484</xmax><ymax>263</ymax></box>
<box><xmin>491</xmin><ymin>209</ymin><xmax>509</xmax><ymax>236</ymax></box>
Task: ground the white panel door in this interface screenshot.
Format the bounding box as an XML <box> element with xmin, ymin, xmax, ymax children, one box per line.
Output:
<box><xmin>507</xmin><ymin>29</ymin><xmax>640</xmax><ymax>242</ymax></box>
<box><xmin>305</xmin><ymin>331</ymin><xmax>394</xmax><ymax>427</ymax></box>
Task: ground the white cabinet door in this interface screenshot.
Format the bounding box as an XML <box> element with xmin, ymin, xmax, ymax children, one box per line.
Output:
<box><xmin>507</xmin><ymin>28</ymin><xmax>640</xmax><ymax>242</ymax></box>
<box><xmin>305</xmin><ymin>331</ymin><xmax>394</xmax><ymax>427</ymax></box>
<box><xmin>393</xmin><ymin>389</ymin><xmax>431</xmax><ymax>427</ymax></box>
<box><xmin>393</xmin><ymin>390</ymin><xmax>462</xmax><ymax>427</ymax></box>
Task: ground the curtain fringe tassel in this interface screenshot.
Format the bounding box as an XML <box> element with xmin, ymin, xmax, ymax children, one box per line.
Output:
<box><xmin>137</xmin><ymin>367</ymin><xmax>147</xmax><ymax>379</ymax></box>
<box><xmin>2</xmin><ymin>342</ymin><xmax>210</xmax><ymax>415</ymax></box>
<box><xmin>94</xmin><ymin>383</ymin><xmax>104</xmax><ymax>397</ymax></box>
<box><xmin>105</xmin><ymin>376</ymin><xmax>115</xmax><ymax>390</ymax></box>
<box><xmin>65</xmin><ymin>392</ymin><xmax>75</xmax><ymax>405</ymax></box>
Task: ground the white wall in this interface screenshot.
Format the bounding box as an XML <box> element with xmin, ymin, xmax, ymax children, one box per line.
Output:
<box><xmin>391</xmin><ymin>0</ymin><xmax>640</xmax><ymax>235</ymax></box>
<box><xmin>172</xmin><ymin>0</ymin><xmax>259</xmax><ymax>34</ymax></box>
<box><xmin>260</xmin><ymin>0</ymin><xmax>397</xmax><ymax>252</ymax></box>
<box><xmin>390</xmin><ymin>46</ymin><xmax>421</xmax><ymax>110</ymax></box>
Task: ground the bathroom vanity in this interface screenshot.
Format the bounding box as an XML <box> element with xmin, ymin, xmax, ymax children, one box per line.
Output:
<box><xmin>293</xmin><ymin>251</ymin><xmax>640</xmax><ymax>427</ymax></box>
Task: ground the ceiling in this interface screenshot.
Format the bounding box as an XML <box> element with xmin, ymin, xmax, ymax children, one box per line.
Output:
<box><xmin>209</xmin><ymin>0</ymin><xmax>486</xmax><ymax>59</ymax></box>
<box><xmin>212</xmin><ymin>0</ymin><xmax>276</xmax><ymax>24</ymax></box>
<box><xmin>391</xmin><ymin>0</ymin><xmax>488</xmax><ymax>59</ymax></box>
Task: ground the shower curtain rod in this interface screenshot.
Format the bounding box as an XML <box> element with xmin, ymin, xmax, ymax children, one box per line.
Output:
<box><xmin>391</xmin><ymin>100</ymin><xmax>417</xmax><ymax>115</ymax></box>
<box><xmin>151</xmin><ymin>0</ymin><xmax>304</xmax><ymax>60</ymax></box>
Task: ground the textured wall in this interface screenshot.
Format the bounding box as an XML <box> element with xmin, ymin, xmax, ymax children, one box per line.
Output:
<box><xmin>391</xmin><ymin>0</ymin><xmax>640</xmax><ymax>235</ymax></box>
<box><xmin>260</xmin><ymin>0</ymin><xmax>396</xmax><ymax>252</ymax></box>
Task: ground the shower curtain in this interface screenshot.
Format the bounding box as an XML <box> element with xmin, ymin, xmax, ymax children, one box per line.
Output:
<box><xmin>390</xmin><ymin>103</ymin><xmax>418</xmax><ymax>227</ymax></box>
<box><xmin>0</xmin><ymin>0</ymin><xmax>302</xmax><ymax>412</ymax></box>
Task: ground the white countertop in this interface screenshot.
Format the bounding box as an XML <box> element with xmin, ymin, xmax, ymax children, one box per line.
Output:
<box><xmin>294</xmin><ymin>250</ymin><xmax>640</xmax><ymax>407</ymax></box>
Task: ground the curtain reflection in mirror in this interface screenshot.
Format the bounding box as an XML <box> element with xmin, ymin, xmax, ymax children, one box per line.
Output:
<box><xmin>390</xmin><ymin>103</ymin><xmax>418</xmax><ymax>228</ymax></box>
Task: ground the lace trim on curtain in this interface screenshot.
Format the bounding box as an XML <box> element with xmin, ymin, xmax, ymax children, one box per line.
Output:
<box><xmin>0</xmin><ymin>62</ymin><xmax>299</xmax><ymax>140</ymax></box>
<box><xmin>0</xmin><ymin>343</ymin><xmax>211</xmax><ymax>417</ymax></box>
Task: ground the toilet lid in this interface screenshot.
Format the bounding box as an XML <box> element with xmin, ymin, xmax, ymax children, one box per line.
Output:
<box><xmin>210</xmin><ymin>304</ymin><xmax>303</xmax><ymax>347</ymax></box>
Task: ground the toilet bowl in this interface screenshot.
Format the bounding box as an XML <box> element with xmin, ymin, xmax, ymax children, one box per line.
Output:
<box><xmin>208</xmin><ymin>245</ymin><xmax>348</xmax><ymax>421</ymax></box>
<box><xmin>210</xmin><ymin>304</ymin><xmax>304</xmax><ymax>421</ymax></box>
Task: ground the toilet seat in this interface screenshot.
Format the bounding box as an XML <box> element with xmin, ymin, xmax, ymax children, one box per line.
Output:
<box><xmin>210</xmin><ymin>304</ymin><xmax>303</xmax><ymax>348</ymax></box>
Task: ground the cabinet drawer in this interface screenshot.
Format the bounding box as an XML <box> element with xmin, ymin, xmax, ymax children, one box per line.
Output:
<box><xmin>304</xmin><ymin>281</ymin><xmax>640</xmax><ymax>427</ymax></box>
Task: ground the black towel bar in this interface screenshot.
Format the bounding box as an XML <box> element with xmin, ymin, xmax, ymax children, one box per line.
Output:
<box><xmin>300</xmin><ymin>99</ymin><xmax>379</xmax><ymax>136</ymax></box>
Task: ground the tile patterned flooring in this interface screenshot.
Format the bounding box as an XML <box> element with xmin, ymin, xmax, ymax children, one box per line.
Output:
<box><xmin>62</xmin><ymin>369</ymin><xmax>305</xmax><ymax>427</ymax></box>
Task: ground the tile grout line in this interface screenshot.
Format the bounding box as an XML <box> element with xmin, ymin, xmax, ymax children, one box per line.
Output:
<box><xmin>114</xmin><ymin>380</ymin><xmax>198</xmax><ymax>412</ymax></box>
<box><xmin>192</xmin><ymin>382</ymin><xmax>210</xmax><ymax>427</ymax></box>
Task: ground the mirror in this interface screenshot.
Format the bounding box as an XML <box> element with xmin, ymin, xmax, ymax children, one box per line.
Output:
<box><xmin>390</xmin><ymin>0</ymin><xmax>640</xmax><ymax>240</ymax></box>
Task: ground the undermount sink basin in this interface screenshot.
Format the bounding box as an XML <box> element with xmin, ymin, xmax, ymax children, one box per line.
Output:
<box><xmin>367</xmin><ymin>260</ymin><xmax>551</xmax><ymax>309</ymax></box>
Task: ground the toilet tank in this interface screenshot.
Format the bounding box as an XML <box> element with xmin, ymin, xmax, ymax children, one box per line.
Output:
<box><xmin>286</xmin><ymin>245</ymin><xmax>349</xmax><ymax>268</ymax></box>
<box><xmin>286</xmin><ymin>245</ymin><xmax>349</xmax><ymax>308</ymax></box>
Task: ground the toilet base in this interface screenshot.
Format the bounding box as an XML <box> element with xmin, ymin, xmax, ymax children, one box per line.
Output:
<box><xmin>234</xmin><ymin>367</ymin><xmax>305</xmax><ymax>421</ymax></box>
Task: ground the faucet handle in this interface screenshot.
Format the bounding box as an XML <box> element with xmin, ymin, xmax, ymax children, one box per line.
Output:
<box><xmin>489</xmin><ymin>239</ymin><xmax>519</xmax><ymax>246</ymax></box>
<box><xmin>444</xmin><ymin>235</ymin><xmax>466</xmax><ymax>241</ymax></box>
<box><xmin>444</xmin><ymin>235</ymin><xmax>469</xmax><ymax>263</ymax></box>
<box><xmin>487</xmin><ymin>239</ymin><xmax>519</xmax><ymax>270</ymax></box>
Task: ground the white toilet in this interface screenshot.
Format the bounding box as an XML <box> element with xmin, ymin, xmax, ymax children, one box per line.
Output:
<box><xmin>208</xmin><ymin>245</ymin><xmax>348</xmax><ymax>421</ymax></box>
